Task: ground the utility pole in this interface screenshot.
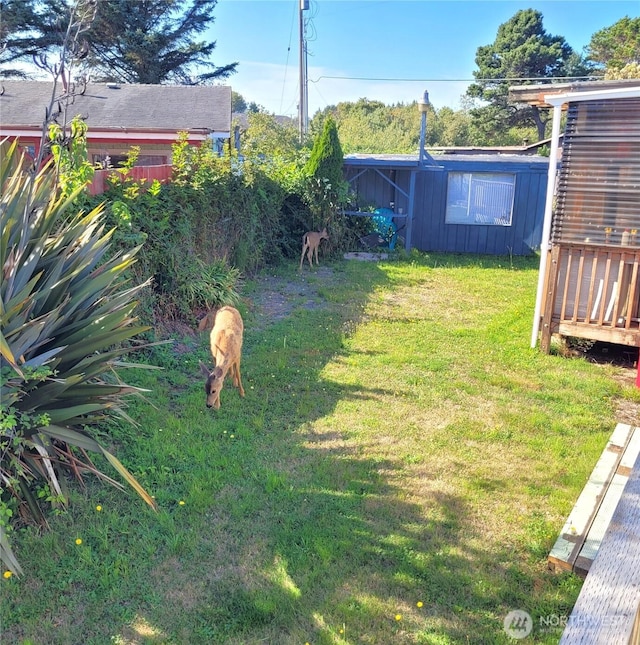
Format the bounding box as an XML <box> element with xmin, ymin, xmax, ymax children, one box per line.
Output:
<box><xmin>298</xmin><ymin>0</ymin><xmax>309</xmax><ymax>142</ymax></box>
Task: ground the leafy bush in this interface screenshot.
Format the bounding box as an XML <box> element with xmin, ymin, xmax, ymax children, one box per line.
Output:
<box><xmin>0</xmin><ymin>140</ymin><xmax>157</xmax><ymax>574</ymax></box>
<box><xmin>79</xmin><ymin>136</ymin><xmax>303</xmax><ymax>324</ymax></box>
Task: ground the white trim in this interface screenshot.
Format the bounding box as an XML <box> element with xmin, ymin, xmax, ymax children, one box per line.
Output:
<box><xmin>90</xmin><ymin>131</ymin><xmax>211</xmax><ymax>141</ymax></box>
<box><xmin>0</xmin><ymin>128</ymin><xmax>41</xmax><ymax>138</ymax></box>
<box><xmin>531</xmin><ymin>104</ymin><xmax>563</xmax><ymax>348</ymax></box>
<box><xmin>0</xmin><ymin>128</ymin><xmax>230</xmax><ymax>141</ymax></box>
<box><xmin>544</xmin><ymin>85</ymin><xmax>640</xmax><ymax>107</ymax></box>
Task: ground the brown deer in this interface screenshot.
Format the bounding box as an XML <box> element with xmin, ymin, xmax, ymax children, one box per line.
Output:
<box><xmin>199</xmin><ymin>306</ymin><xmax>245</xmax><ymax>410</ymax></box>
<box><xmin>299</xmin><ymin>227</ymin><xmax>329</xmax><ymax>270</ymax></box>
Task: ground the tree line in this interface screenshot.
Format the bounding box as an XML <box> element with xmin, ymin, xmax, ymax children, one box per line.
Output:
<box><xmin>2</xmin><ymin>1</ymin><xmax>638</xmax><ymax>151</ymax></box>
<box><xmin>239</xmin><ymin>10</ymin><xmax>639</xmax><ymax>153</ymax></box>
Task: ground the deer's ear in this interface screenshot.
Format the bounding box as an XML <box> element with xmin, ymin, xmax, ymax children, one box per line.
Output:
<box><xmin>199</xmin><ymin>361</ymin><xmax>211</xmax><ymax>376</ymax></box>
<box><xmin>198</xmin><ymin>311</ymin><xmax>215</xmax><ymax>331</ymax></box>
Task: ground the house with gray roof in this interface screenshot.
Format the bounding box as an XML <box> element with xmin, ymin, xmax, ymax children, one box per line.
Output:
<box><xmin>0</xmin><ymin>80</ymin><xmax>232</xmax><ymax>166</ymax></box>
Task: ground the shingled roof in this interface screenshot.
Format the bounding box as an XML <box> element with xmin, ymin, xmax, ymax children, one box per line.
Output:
<box><xmin>0</xmin><ymin>80</ymin><xmax>232</xmax><ymax>135</ymax></box>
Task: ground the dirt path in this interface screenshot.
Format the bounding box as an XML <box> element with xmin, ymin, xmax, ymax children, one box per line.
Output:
<box><xmin>247</xmin><ymin>266</ymin><xmax>335</xmax><ymax>328</ymax></box>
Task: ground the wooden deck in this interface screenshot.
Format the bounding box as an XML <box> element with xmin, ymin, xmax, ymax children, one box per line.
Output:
<box><xmin>554</xmin><ymin>424</ymin><xmax>640</xmax><ymax>644</ymax></box>
<box><xmin>549</xmin><ymin>423</ymin><xmax>640</xmax><ymax>577</ymax></box>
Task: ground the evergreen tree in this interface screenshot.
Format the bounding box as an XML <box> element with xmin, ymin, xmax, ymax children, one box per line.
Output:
<box><xmin>0</xmin><ymin>0</ymin><xmax>236</xmax><ymax>84</ymax></box>
<box><xmin>0</xmin><ymin>0</ymin><xmax>81</xmax><ymax>78</ymax></box>
<box><xmin>587</xmin><ymin>16</ymin><xmax>640</xmax><ymax>73</ymax></box>
<box><xmin>305</xmin><ymin>115</ymin><xmax>345</xmax><ymax>191</ymax></box>
<box><xmin>304</xmin><ymin>115</ymin><xmax>347</xmax><ymax>235</ymax></box>
<box><xmin>232</xmin><ymin>91</ymin><xmax>247</xmax><ymax>113</ymax></box>
<box><xmin>466</xmin><ymin>9</ymin><xmax>594</xmax><ymax>141</ymax></box>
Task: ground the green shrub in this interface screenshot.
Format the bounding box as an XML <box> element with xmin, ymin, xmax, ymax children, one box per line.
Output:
<box><xmin>0</xmin><ymin>141</ymin><xmax>157</xmax><ymax>574</ymax></box>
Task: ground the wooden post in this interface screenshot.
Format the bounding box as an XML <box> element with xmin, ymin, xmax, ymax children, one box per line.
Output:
<box><xmin>540</xmin><ymin>246</ymin><xmax>561</xmax><ymax>353</ymax></box>
<box><xmin>406</xmin><ymin>170</ymin><xmax>417</xmax><ymax>252</ymax></box>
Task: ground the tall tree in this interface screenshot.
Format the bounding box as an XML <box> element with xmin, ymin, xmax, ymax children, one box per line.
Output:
<box><xmin>466</xmin><ymin>9</ymin><xmax>594</xmax><ymax>141</ymax></box>
<box><xmin>0</xmin><ymin>0</ymin><xmax>237</xmax><ymax>84</ymax></box>
<box><xmin>587</xmin><ymin>16</ymin><xmax>640</xmax><ymax>74</ymax></box>
<box><xmin>0</xmin><ymin>0</ymin><xmax>80</xmax><ymax>78</ymax></box>
<box><xmin>85</xmin><ymin>0</ymin><xmax>236</xmax><ymax>83</ymax></box>
<box><xmin>232</xmin><ymin>91</ymin><xmax>247</xmax><ymax>113</ymax></box>
<box><xmin>239</xmin><ymin>112</ymin><xmax>300</xmax><ymax>160</ymax></box>
<box><xmin>304</xmin><ymin>115</ymin><xmax>347</xmax><ymax>231</ymax></box>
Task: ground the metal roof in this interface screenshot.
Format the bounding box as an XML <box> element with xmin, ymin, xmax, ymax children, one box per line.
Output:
<box><xmin>344</xmin><ymin>152</ymin><xmax>549</xmax><ymax>167</ymax></box>
<box><xmin>0</xmin><ymin>80</ymin><xmax>232</xmax><ymax>134</ymax></box>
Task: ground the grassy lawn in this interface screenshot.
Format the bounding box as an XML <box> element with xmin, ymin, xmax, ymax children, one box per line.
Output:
<box><xmin>2</xmin><ymin>252</ymin><xmax>639</xmax><ymax>644</ymax></box>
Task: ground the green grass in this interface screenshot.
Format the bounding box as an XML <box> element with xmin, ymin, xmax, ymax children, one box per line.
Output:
<box><xmin>2</xmin><ymin>252</ymin><xmax>638</xmax><ymax>644</ymax></box>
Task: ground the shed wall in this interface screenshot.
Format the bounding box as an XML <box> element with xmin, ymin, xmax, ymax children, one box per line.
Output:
<box><xmin>345</xmin><ymin>158</ymin><xmax>548</xmax><ymax>256</ymax></box>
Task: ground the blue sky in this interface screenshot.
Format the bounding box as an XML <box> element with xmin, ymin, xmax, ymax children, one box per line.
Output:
<box><xmin>209</xmin><ymin>0</ymin><xmax>638</xmax><ymax>117</ymax></box>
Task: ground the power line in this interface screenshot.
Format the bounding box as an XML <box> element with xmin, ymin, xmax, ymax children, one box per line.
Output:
<box><xmin>279</xmin><ymin>0</ymin><xmax>298</xmax><ymax>115</ymax></box>
<box><xmin>309</xmin><ymin>74</ymin><xmax>605</xmax><ymax>84</ymax></box>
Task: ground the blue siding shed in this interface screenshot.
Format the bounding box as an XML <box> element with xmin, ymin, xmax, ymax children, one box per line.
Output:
<box><xmin>344</xmin><ymin>153</ymin><xmax>549</xmax><ymax>256</ymax></box>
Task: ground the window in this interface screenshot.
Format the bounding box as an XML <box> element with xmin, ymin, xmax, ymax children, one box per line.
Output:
<box><xmin>445</xmin><ymin>172</ymin><xmax>515</xmax><ymax>226</ymax></box>
<box><xmin>92</xmin><ymin>154</ymin><xmax>167</xmax><ymax>168</ymax></box>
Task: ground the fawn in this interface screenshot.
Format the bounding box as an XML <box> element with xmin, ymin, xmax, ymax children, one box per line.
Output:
<box><xmin>299</xmin><ymin>227</ymin><xmax>329</xmax><ymax>270</ymax></box>
<box><xmin>199</xmin><ymin>306</ymin><xmax>245</xmax><ymax>410</ymax></box>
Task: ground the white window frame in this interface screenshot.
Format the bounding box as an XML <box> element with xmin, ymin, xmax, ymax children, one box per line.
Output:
<box><xmin>445</xmin><ymin>171</ymin><xmax>516</xmax><ymax>226</ymax></box>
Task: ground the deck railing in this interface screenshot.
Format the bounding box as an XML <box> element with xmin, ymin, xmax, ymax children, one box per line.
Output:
<box><xmin>541</xmin><ymin>244</ymin><xmax>640</xmax><ymax>352</ymax></box>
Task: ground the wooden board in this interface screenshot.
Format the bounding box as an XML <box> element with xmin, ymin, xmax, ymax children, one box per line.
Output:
<box><xmin>548</xmin><ymin>423</ymin><xmax>640</xmax><ymax>576</ymax></box>
<box><xmin>560</xmin><ymin>449</ymin><xmax>640</xmax><ymax>644</ymax></box>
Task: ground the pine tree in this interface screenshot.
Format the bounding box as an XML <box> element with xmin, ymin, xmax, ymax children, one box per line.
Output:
<box><xmin>0</xmin><ymin>0</ymin><xmax>236</xmax><ymax>84</ymax></box>
<box><xmin>466</xmin><ymin>9</ymin><xmax>595</xmax><ymax>141</ymax></box>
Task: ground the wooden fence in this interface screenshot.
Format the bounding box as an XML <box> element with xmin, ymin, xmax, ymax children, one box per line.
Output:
<box><xmin>89</xmin><ymin>164</ymin><xmax>173</xmax><ymax>196</ymax></box>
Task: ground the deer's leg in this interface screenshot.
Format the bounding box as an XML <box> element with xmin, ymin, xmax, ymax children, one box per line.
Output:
<box><xmin>233</xmin><ymin>361</ymin><xmax>245</xmax><ymax>396</ymax></box>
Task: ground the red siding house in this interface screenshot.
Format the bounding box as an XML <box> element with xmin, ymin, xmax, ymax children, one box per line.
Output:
<box><xmin>0</xmin><ymin>80</ymin><xmax>232</xmax><ymax>167</ymax></box>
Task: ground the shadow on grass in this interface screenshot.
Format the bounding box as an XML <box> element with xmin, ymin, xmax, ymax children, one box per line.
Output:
<box><xmin>1</xmin><ymin>256</ymin><xmax>579</xmax><ymax>645</ymax></box>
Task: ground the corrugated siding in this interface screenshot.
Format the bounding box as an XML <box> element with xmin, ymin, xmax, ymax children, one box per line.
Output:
<box><xmin>551</xmin><ymin>97</ymin><xmax>640</xmax><ymax>247</ymax></box>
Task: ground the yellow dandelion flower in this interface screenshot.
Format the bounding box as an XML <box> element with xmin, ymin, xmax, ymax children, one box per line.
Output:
<box><xmin>75</xmin><ymin>538</ymin><xmax>82</xmax><ymax>545</ymax></box>
<box><xmin>395</xmin><ymin>614</ymin><xmax>402</xmax><ymax>621</ymax></box>
<box><xmin>179</xmin><ymin>500</ymin><xmax>185</xmax><ymax>506</ymax></box>
<box><xmin>3</xmin><ymin>571</ymin><xmax>12</xmax><ymax>579</ymax></box>
<box><xmin>417</xmin><ymin>601</ymin><xmax>423</xmax><ymax>608</ymax></box>
<box><xmin>96</xmin><ymin>505</ymin><xmax>102</xmax><ymax>512</ymax></box>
